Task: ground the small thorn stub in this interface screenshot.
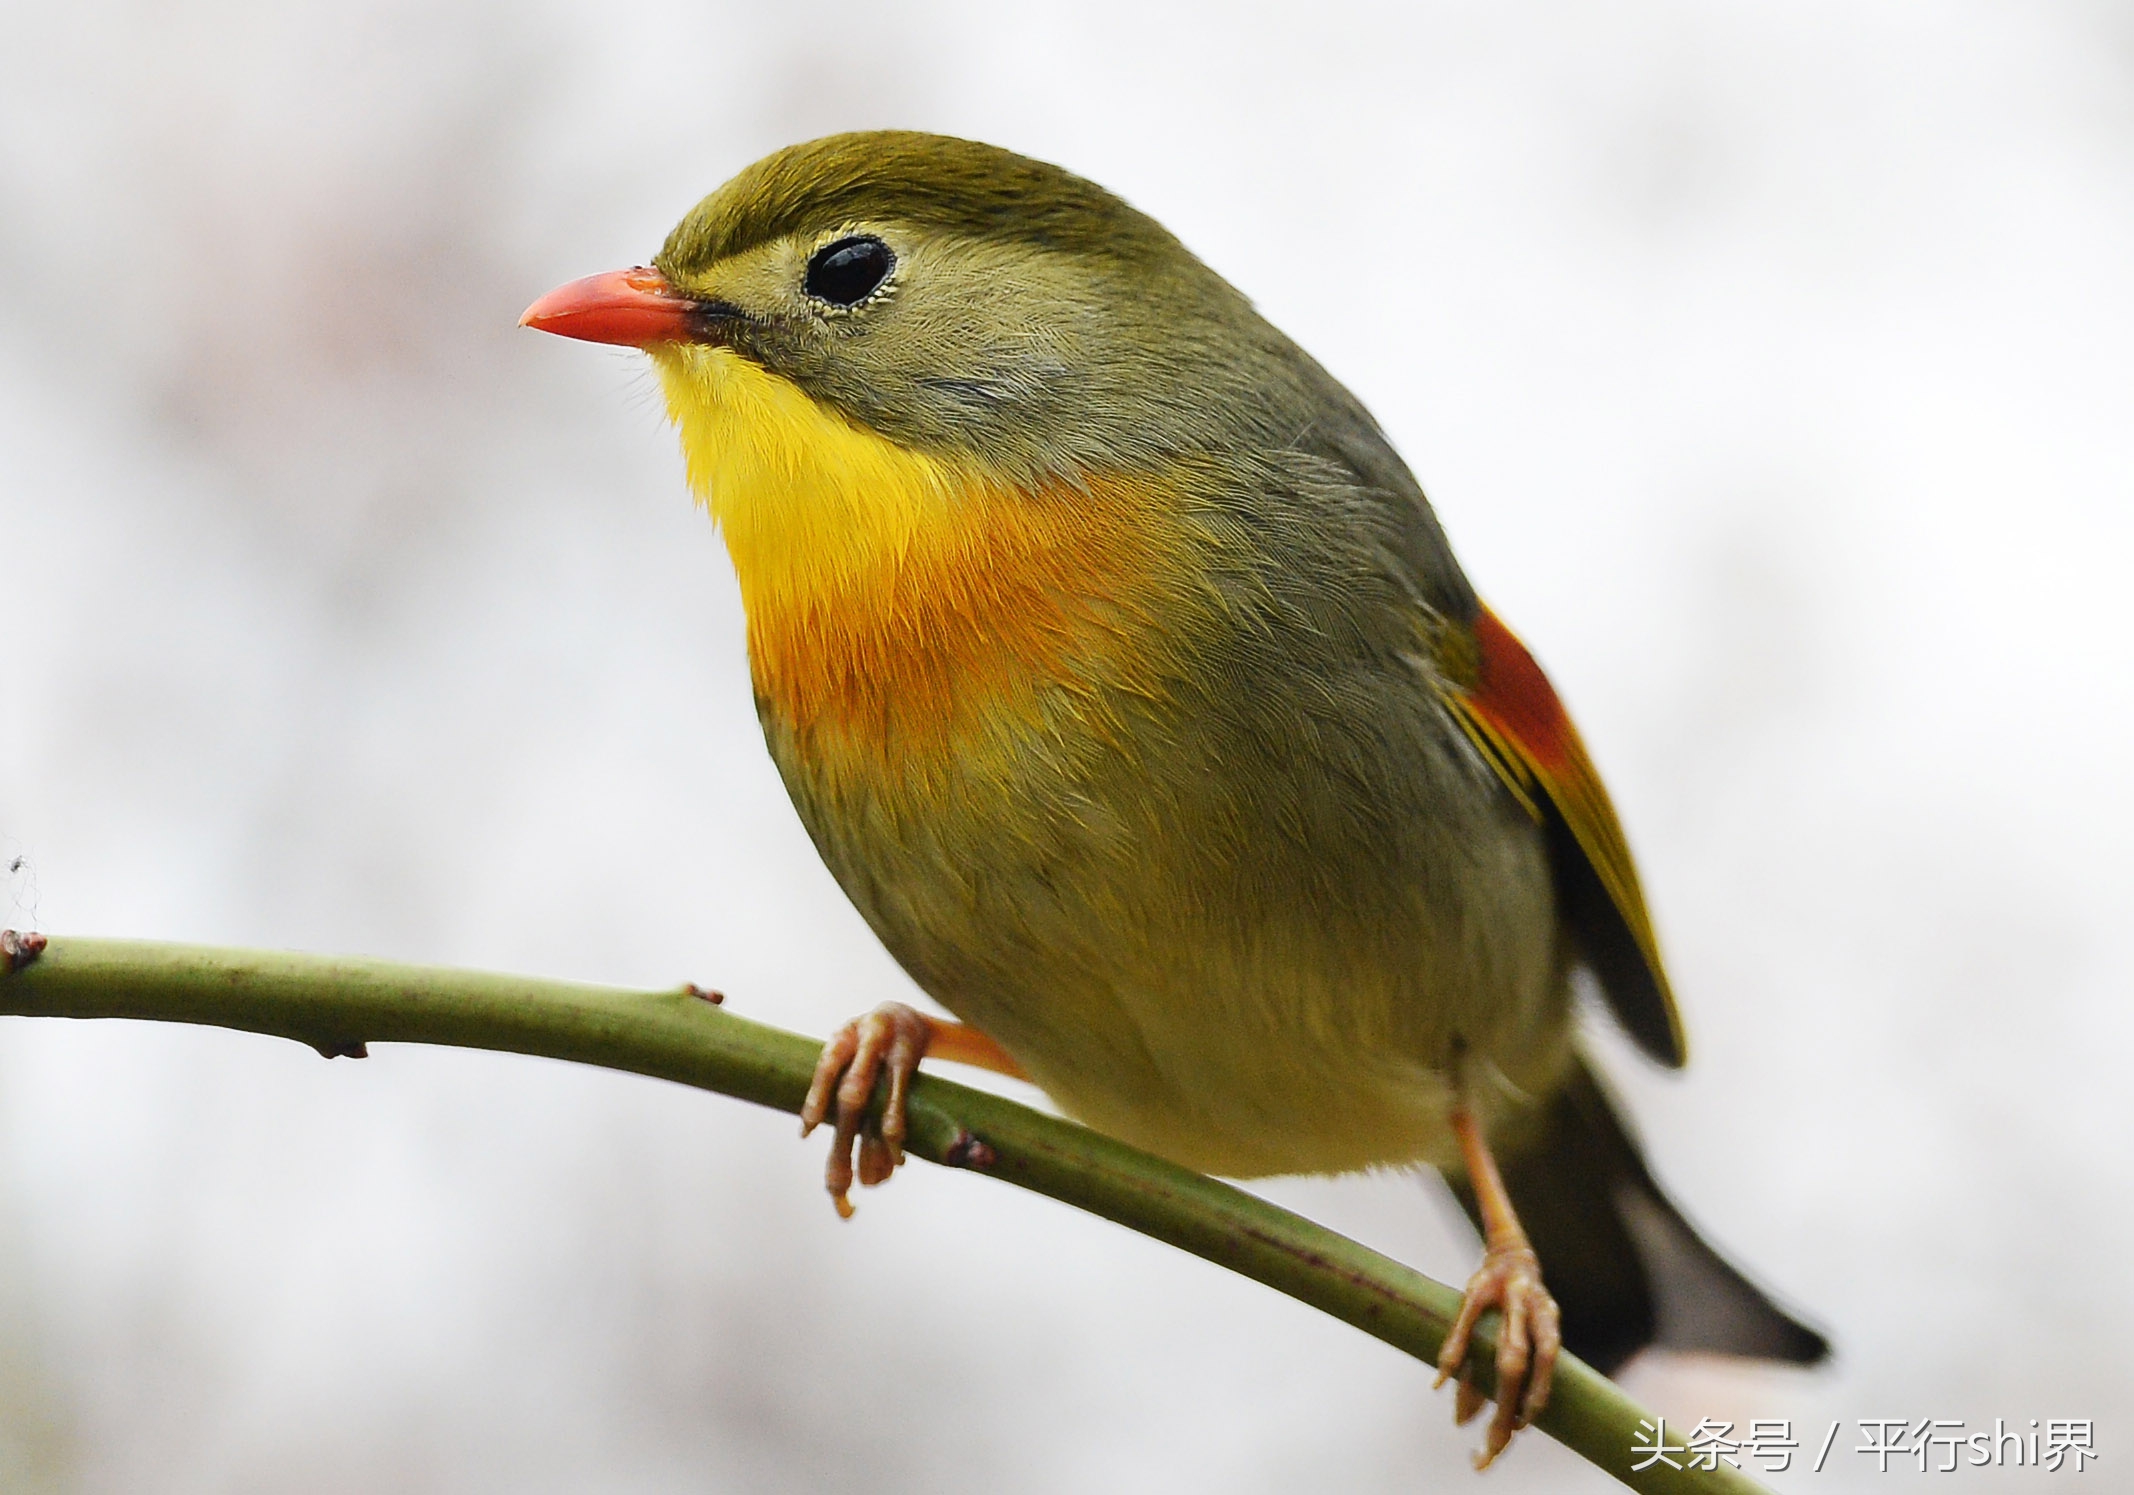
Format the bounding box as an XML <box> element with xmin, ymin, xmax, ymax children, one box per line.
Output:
<box><xmin>0</xmin><ymin>930</ymin><xmax>47</xmax><ymax>973</ymax></box>
<box><xmin>944</xmin><ymin>1130</ymin><xmax>998</xmax><ymax>1171</ymax></box>
<box><xmin>311</xmin><ymin>1039</ymin><xmax>369</xmax><ymax>1060</ymax></box>
<box><xmin>684</xmin><ymin>983</ymin><xmax>725</xmax><ymax>1005</ymax></box>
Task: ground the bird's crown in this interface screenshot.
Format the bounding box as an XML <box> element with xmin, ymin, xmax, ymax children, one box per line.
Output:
<box><xmin>657</xmin><ymin>131</ymin><xmax>1185</xmax><ymax>279</ymax></box>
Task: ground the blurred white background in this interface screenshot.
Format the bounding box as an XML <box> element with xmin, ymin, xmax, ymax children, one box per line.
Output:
<box><xmin>2</xmin><ymin>2</ymin><xmax>2129</xmax><ymax>1490</ymax></box>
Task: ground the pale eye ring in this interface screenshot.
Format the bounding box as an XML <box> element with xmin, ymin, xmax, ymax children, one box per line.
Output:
<box><xmin>804</xmin><ymin>235</ymin><xmax>894</xmax><ymax>307</ymax></box>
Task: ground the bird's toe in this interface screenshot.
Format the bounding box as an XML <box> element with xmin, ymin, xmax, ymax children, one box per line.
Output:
<box><xmin>1435</xmin><ymin>1243</ymin><xmax>1559</xmax><ymax>1469</ymax></box>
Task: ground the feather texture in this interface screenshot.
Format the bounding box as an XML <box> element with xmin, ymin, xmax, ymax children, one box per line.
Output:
<box><xmin>1443</xmin><ymin>607</ymin><xmax>1687</xmax><ymax>1066</ymax></box>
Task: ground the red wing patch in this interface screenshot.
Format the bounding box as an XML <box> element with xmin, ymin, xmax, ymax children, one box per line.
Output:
<box><xmin>1444</xmin><ymin>606</ymin><xmax>1688</xmax><ymax>1066</ymax></box>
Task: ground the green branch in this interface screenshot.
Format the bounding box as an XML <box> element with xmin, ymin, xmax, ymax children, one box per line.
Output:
<box><xmin>0</xmin><ymin>937</ymin><xmax>1766</xmax><ymax>1493</ymax></box>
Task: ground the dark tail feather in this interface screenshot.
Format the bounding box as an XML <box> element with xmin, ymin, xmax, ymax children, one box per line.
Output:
<box><xmin>1445</xmin><ymin>1053</ymin><xmax>1828</xmax><ymax>1375</ymax></box>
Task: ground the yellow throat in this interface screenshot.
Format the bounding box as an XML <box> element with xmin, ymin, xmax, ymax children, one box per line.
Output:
<box><xmin>652</xmin><ymin>345</ymin><xmax>1195</xmax><ymax>761</ymax></box>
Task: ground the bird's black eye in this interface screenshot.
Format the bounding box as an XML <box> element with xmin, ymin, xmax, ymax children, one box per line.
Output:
<box><xmin>804</xmin><ymin>235</ymin><xmax>894</xmax><ymax>307</ymax></box>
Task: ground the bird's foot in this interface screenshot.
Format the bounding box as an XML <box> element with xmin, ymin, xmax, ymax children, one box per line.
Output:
<box><xmin>800</xmin><ymin>1002</ymin><xmax>936</xmax><ymax>1218</ymax></box>
<box><xmin>1433</xmin><ymin>1242</ymin><xmax>1561</xmax><ymax>1469</ymax></box>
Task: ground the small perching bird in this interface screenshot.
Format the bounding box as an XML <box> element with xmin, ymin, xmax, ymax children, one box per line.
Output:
<box><xmin>522</xmin><ymin>131</ymin><xmax>1826</xmax><ymax>1467</ymax></box>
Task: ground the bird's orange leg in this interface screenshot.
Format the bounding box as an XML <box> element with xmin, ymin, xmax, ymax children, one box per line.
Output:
<box><xmin>799</xmin><ymin>1002</ymin><xmax>1027</xmax><ymax>1218</ymax></box>
<box><xmin>1434</xmin><ymin>1104</ymin><xmax>1563</xmax><ymax>1469</ymax></box>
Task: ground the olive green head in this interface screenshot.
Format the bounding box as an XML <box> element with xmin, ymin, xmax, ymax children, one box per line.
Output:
<box><xmin>647</xmin><ymin>131</ymin><xmax>1316</xmax><ymax>479</ymax></box>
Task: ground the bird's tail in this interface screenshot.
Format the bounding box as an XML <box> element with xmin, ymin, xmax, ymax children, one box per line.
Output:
<box><xmin>1445</xmin><ymin>1052</ymin><xmax>1828</xmax><ymax>1375</ymax></box>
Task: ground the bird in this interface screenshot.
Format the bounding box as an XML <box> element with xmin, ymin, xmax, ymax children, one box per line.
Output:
<box><xmin>520</xmin><ymin>130</ymin><xmax>1827</xmax><ymax>1467</ymax></box>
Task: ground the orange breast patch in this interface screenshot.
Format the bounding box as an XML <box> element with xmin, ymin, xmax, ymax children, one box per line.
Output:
<box><xmin>744</xmin><ymin>474</ymin><xmax>1191</xmax><ymax>762</ymax></box>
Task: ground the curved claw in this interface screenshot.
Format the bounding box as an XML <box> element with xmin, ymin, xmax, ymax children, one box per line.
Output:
<box><xmin>799</xmin><ymin>1002</ymin><xmax>936</xmax><ymax>1217</ymax></box>
<box><xmin>1433</xmin><ymin>1243</ymin><xmax>1561</xmax><ymax>1469</ymax></box>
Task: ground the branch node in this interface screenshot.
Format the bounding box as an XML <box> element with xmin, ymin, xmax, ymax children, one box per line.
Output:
<box><xmin>311</xmin><ymin>1038</ymin><xmax>370</xmax><ymax>1060</ymax></box>
<box><xmin>684</xmin><ymin>982</ymin><xmax>725</xmax><ymax>1005</ymax></box>
<box><xmin>0</xmin><ymin>929</ymin><xmax>46</xmax><ymax>973</ymax></box>
<box><xmin>943</xmin><ymin>1128</ymin><xmax>998</xmax><ymax>1171</ymax></box>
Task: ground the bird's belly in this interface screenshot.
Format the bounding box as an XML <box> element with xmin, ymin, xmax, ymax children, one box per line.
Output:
<box><xmin>965</xmin><ymin>899</ymin><xmax>1570</xmax><ymax>1179</ymax></box>
<box><xmin>1024</xmin><ymin>961</ymin><xmax>1476</xmax><ymax>1178</ymax></box>
<box><xmin>774</xmin><ymin>713</ymin><xmax>1572</xmax><ymax>1180</ymax></box>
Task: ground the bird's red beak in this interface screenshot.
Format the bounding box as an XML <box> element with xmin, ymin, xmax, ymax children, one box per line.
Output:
<box><xmin>519</xmin><ymin>267</ymin><xmax>713</xmax><ymax>347</ymax></box>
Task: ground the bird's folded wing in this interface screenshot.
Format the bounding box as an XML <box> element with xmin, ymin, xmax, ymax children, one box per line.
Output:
<box><xmin>1440</xmin><ymin>606</ymin><xmax>1688</xmax><ymax>1067</ymax></box>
